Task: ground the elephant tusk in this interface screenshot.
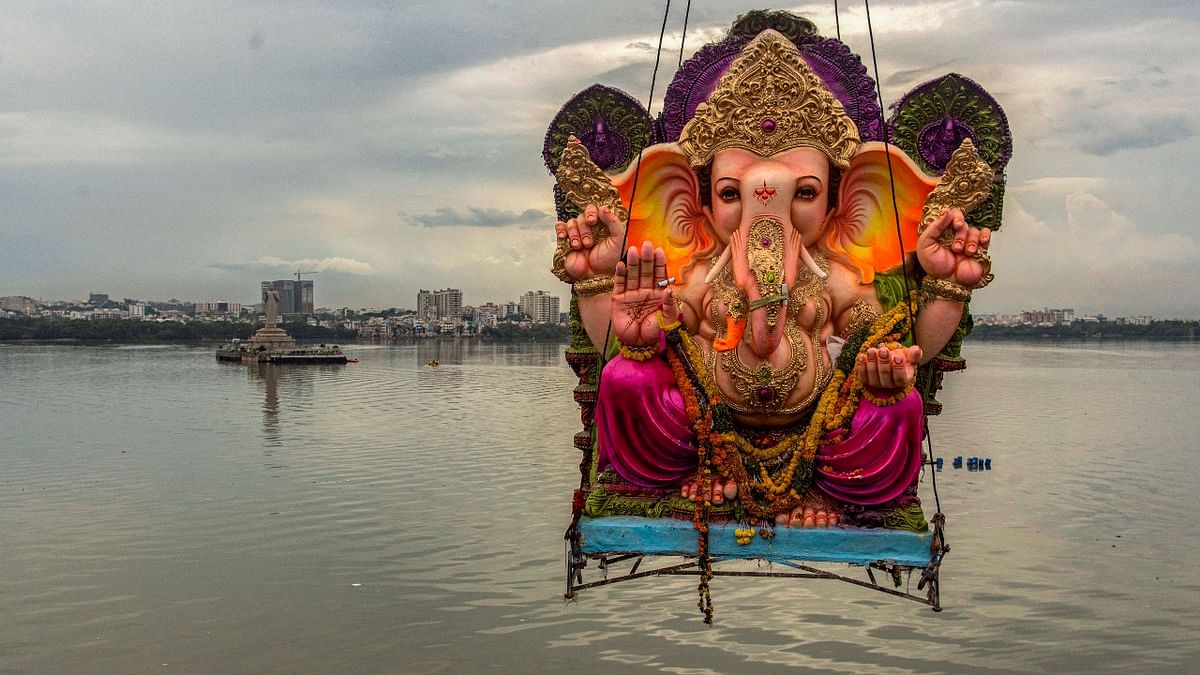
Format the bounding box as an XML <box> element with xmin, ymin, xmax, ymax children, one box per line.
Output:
<box><xmin>704</xmin><ymin>245</ymin><xmax>732</xmax><ymax>284</ymax></box>
<box><xmin>708</xmin><ymin>241</ymin><xmax>826</xmax><ymax>282</ymax></box>
<box><xmin>800</xmin><ymin>242</ymin><xmax>827</xmax><ymax>279</ymax></box>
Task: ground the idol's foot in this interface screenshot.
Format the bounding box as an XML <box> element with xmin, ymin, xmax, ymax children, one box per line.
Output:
<box><xmin>774</xmin><ymin>503</ymin><xmax>840</xmax><ymax>528</ymax></box>
<box><xmin>680</xmin><ymin>476</ymin><xmax>738</xmax><ymax>505</ymax></box>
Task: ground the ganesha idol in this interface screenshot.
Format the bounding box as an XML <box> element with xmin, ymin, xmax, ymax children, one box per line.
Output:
<box><xmin>547</xmin><ymin>15</ymin><xmax>1010</xmax><ymax>532</ymax></box>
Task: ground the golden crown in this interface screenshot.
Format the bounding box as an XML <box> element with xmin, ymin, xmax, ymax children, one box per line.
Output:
<box><xmin>677</xmin><ymin>30</ymin><xmax>861</xmax><ymax>170</ymax></box>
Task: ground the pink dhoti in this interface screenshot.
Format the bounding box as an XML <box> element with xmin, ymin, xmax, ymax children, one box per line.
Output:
<box><xmin>595</xmin><ymin>355</ymin><xmax>697</xmax><ymax>488</ymax></box>
<box><xmin>813</xmin><ymin>390</ymin><xmax>925</xmax><ymax>505</ymax></box>
<box><xmin>594</xmin><ymin>355</ymin><xmax>924</xmax><ymax>506</ymax></box>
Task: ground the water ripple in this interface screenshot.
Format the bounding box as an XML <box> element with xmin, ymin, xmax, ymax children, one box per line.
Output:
<box><xmin>2</xmin><ymin>342</ymin><xmax>1199</xmax><ymax>673</ymax></box>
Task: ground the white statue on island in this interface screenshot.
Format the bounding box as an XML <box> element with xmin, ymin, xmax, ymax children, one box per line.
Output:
<box><xmin>264</xmin><ymin>287</ymin><xmax>281</xmax><ymax>329</ymax></box>
<box><xmin>248</xmin><ymin>286</ymin><xmax>294</xmax><ymax>351</ymax></box>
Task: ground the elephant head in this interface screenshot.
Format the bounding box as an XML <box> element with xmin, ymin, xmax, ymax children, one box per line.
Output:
<box><xmin>701</xmin><ymin>146</ymin><xmax>833</xmax><ymax>357</ymax></box>
<box><xmin>571</xmin><ymin>29</ymin><xmax>943</xmax><ymax>360</ymax></box>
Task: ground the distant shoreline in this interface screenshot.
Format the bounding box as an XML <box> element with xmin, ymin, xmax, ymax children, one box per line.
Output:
<box><xmin>6</xmin><ymin>317</ymin><xmax>1195</xmax><ymax>344</ymax></box>
<box><xmin>0</xmin><ymin>335</ymin><xmax>571</xmax><ymax>344</ymax></box>
<box><xmin>970</xmin><ymin>321</ymin><xmax>1198</xmax><ymax>341</ymax></box>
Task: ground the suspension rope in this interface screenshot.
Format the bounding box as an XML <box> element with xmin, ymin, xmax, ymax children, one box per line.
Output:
<box><xmin>571</xmin><ymin>0</ymin><xmax>681</xmax><ymax>527</ymax></box>
<box><xmin>603</xmin><ymin>0</ymin><xmax>674</xmax><ymax>343</ymax></box>
<box><xmin>678</xmin><ymin>0</ymin><xmax>692</xmax><ymax>67</ymax></box>
<box><xmin>863</xmin><ymin>0</ymin><xmax>944</xmax><ymax>518</ymax></box>
<box><xmin>833</xmin><ymin>0</ymin><xmax>841</xmax><ymax>41</ymax></box>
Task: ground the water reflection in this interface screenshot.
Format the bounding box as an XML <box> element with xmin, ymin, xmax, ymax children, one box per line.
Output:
<box><xmin>244</xmin><ymin>363</ymin><xmax>346</xmax><ymax>449</ymax></box>
<box><xmin>247</xmin><ymin>364</ymin><xmax>282</xmax><ymax>447</ymax></box>
<box><xmin>4</xmin><ymin>343</ymin><xmax>1199</xmax><ymax>674</ymax></box>
<box><xmin>415</xmin><ymin>338</ymin><xmax>466</xmax><ymax>366</ymax></box>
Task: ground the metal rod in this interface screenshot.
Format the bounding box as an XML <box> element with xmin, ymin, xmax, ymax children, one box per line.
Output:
<box><xmin>568</xmin><ymin>560</ymin><xmax>699</xmax><ymax>592</ymax></box>
<box><xmin>568</xmin><ymin>556</ymin><xmax>936</xmax><ymax>607</ymax></box>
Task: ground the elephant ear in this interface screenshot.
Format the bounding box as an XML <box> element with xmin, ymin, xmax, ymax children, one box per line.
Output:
<box><xmin>825</xmin><ymin>142</ymin><xmax>939</xmax><ymax>284</ymax></box>
<box><xmin>612</xmin><ymin>145</ymin><xmax>713</xmax><ymax>285</ymax></box>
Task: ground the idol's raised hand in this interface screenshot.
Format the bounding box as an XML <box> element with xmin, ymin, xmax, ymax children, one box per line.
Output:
<box><xmin>916</xmin><ymin>208</ymin><xmax>992</xmax><ymax>290</ymax></box>
<box><xmin>611</xmin><ymin>241</ymin><xmax>673</xmax><ymax>348</ymax></box>
<box><xmin>553</xmin><ymin>204</ymin><xmax>626</xmax><ymax>283</ymax></box>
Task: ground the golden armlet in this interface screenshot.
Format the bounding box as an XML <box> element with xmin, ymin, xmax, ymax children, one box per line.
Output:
<box><xmin>921</xmin><ymin>276</ymin><xmax>972</xmax><ymax>304</ymax></box>
<box><xmin>573</xmin><ymin>275</ymin><xmax>615</xmax><ymax>297</ymax></box>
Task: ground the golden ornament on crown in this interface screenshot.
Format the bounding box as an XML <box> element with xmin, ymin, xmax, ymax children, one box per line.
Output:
<box><xmin>677</xmin><ymin>30</ymin><xmax>861</xmax><ymax>170</ymax></box>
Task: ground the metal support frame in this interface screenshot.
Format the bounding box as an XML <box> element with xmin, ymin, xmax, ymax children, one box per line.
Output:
<box><xmin>565</xmin><ymin>515</ymin><xmax>948</xmax><ymax>611</ymax></box>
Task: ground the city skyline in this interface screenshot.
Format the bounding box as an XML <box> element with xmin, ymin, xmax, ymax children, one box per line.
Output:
<box><xmin>0</xmin><ymin>285</ymin><xmax>573</xmax><ymax>317</ymax></box>
<box><xmin>2</xmin><ymin>2</ymin><xmax>1198</xmax><ymax>316</ymax></box>
<box><xmin>7</xmin><ymin>288</ymin><xmax>1192</xmax><ymax>324</ymax></box>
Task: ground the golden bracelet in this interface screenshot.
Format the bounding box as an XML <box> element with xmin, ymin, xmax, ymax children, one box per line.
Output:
<box><xmin>573</xmin><ymin>274</ymin><xmax>615</xmax><ymax>297</ymax></box>
<box><xmin>862</xmin><ymin>383</ymin><xmax>914</xmax><ymax>407</ymax></box>
<box><xmin>921</xmin><ymin>276</ymin><xmax>972</xmax><ymax>303</ymax></box>
<box><xmin>618</xmin><ymin>340</ymin><xmax>658</xmax><ymax>362</ymax></box>
<box><xmin>657</xmin><ymin>310</ymin><xmax>681</xmax><ymax>332</ymax></box>
<box><xmin>973</xmin><ymin>251</ymin><xmax>994</xmax><ymax>288</ymax></box>
<box><xmin>550</xmin><ymin>242</ymin><xmax>572</xmax><ymax>283</ymax></box>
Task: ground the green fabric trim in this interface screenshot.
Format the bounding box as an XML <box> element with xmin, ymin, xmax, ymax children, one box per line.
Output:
<box><xmin>873</xmin><ymin>270</ymin><xmax>913</xmax><ymax>311</ymax></box>
<box><xmin>566</xmin><ymin>293</ymin><xmax>597</xmax><ymax>354</ymax></box>
<box><xmin>748</xmin><ymin>293</ymin><xmax>787</xmax><ymax>310</ymax></box>
<box><xmin>606</xmin><ymin>335</ymin><xmax>620</xmax><ymax>360</ymax></box>
<box><xmin>873</xmin><ymin>268</ymin><xmax>975</xmax><ymax>363</ymax></box>
<box><xmin>884</xmin><ymin>502</ymin><xmax>930</xmax><ymax>532</ymax></box>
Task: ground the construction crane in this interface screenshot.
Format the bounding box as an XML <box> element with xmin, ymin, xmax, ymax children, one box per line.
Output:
<box><xmin>294</xmin><ymin>270</ymin><xmax>319</xmax><ymax>315</ymax></box>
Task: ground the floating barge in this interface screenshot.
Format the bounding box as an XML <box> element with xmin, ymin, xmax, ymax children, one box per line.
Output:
<box><xmin>216</xmin><ymin>341</ymin><xmax>349</xmax><ymax>364</ymax></box>
<box><xmin>216</xmin><ymin>316</ymin><xmax>350</xmax><ymax>365</ymax></box>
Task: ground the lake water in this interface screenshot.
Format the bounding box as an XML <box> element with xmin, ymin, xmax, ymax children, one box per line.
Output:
<box><xmin>1</xmin><ymin>340</ymin><xmax>1198</xmax><ymax>674</ymax></box>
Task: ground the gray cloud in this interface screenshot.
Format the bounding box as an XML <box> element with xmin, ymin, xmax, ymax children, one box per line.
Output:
<box><xmin>3</xmin><ymin>1</ymin><xmax>1199</xmax><ymax>315</ymax></box>
<box><xmin>209</xmin><ymin>256</ymin><xmax>373</xmax><ymax>276</ymax></box>
<box><xmin>1078</xmin><ymin>113</ymin><xmax>1193</xmax><ymax>156</ymax></box>
<box><xmin>405</xmin><ymin>207</ymin><xmax>551</xmax><ymax>229</ymax></box>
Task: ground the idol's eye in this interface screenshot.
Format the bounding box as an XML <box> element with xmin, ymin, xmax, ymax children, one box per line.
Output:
<box><xmin>719</xmin><ymin>186</ymin><xmax>740</xmax><ymax>202</ymax></box>
<box><xmin>796</xmin><ymin>185</ymin><xmax>818</xmax><ymax>200</ymax></box>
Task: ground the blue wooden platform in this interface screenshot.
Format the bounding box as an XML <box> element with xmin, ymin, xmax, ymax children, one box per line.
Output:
<box><xmin>578</xmin><ymin>516</ymin><xmax>933</xmax><ymax>566</ymax></box>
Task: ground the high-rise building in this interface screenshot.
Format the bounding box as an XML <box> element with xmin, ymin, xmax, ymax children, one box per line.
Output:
<box><xmin>261</xmin><ymin>280</ymin><xmax>314</xmax><ymax>315</ymax></box>
<box><xmin>195</xmin><ymin>301</ymin><xmax>242</xmax><ymax>316</ymax></box>
<box><xmin>0</xmin><ymin>296</ymin><xmax>36</xmax><ymax>315</ymax></box>
<box><xmin>89</xmin><ymin>293</ymin><xmax>109</xmax><ymax>305</ymax></box>
<box><xmin>1020</xmin><ymin>307</ymin><xmax>1074</xmax><ymax>326</ymax></box>
<box><xmin>416</xmin><ymin>288</ymin><xmax>462</xmax><ymax>320</ymax></box>
<box><xmin>520</xmin><ymin>290</ymin><xmax>560</xmax><ymax>324</ymax></box>
<box><xmin>298</xmin><ymin>280</ymin><xmax>313</xmax><ymax>314</ymax></box>
<box><xmin>416</xmin><ymin>289</ymin><xmax>434</xmax><ymax>320</ymax></box>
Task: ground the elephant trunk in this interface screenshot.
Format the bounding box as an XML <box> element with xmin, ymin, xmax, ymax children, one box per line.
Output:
<box><xmin>742</xmin><ymin>215</ymin><xmax>789</xmax><ymax>358</ymax></box>
<box><xmin>738</xmin><ymin>212</ymin><xmax>825</xmax><ymax>358</ymax></box>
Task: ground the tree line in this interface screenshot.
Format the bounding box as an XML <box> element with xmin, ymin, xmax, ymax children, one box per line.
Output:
<box><xmin>0</xmin><ymin>317</ymin><xmax>357</xmax><ymax>342</ymax></box>
<box><xmin>478</xmin><ymin>322</ymin><xmax>570</xmax><ymax>342</ymax></box>
<box><xmin>971</xmin><ymin>321</ymin><xmax>1198</xmax><ymax>340</ymax></box>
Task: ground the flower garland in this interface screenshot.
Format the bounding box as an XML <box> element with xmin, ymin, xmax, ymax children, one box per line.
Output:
<box><xmin>662</xmin><ymin>292</ymin><xmax>919</xmax><ymax>624</ymax></box>
<box><xmin>673</xmin><ymin>294</ymin><xmax>920</xmax><ymax>512</ymax></box>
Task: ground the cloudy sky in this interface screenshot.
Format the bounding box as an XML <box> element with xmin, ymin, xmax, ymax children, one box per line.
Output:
<box><xmin>2</xmin><ymin>1</ymin><xmax>1198</xmax><ymax>317</ymax></box>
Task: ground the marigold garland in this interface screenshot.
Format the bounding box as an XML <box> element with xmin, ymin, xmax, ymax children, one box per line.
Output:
<box><xmin>668</xmin><ymin>293</ymin><xmax>919</xmax><ymax>519</ymax></box>
<box><xmin>661</xmin><ymin>292</ymin><xmax>920</xmax><ymax>624</ymax></box>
